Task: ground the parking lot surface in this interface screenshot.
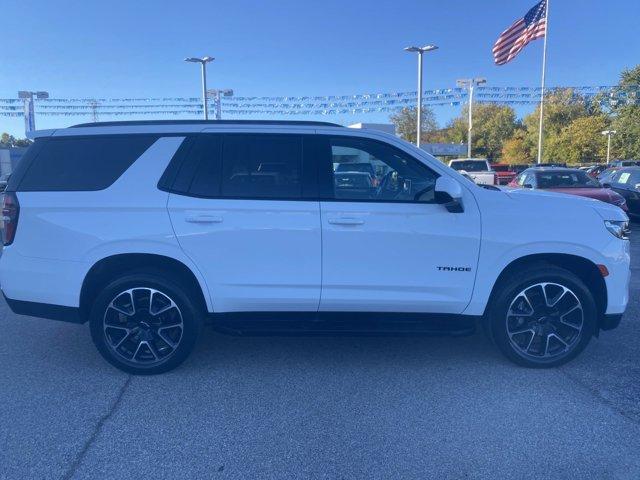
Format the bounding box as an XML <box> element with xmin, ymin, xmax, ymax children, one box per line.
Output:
<box><xmin>1</xmin><ymin>228</ymin><xmax>639</xmax><ymax>480</ymax></box>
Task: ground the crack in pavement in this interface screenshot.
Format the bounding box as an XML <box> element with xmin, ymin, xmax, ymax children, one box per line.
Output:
<box><xmin>560</xmin><ymin>368</ymin><xmax>640</xmax><ymax>427</ymax></box>
<box><xmin>61</xmin><ymin>375</ymin><xmax>133</xmax><ymax>480</ymax></box>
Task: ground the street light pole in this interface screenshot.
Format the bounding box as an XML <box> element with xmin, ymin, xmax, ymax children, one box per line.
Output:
<box><xmin>184</xmin><ymin>56</ymin><xmax>214</xmax><ymax>120</ymax></box>
<box><xmin>207</xmin><ymin>89</ymin><xmax>234</xmax><ymax>120</ymax></box>
<box><xmin>18</xmin><ymin>90</ymin><xmax>49</xmax><ymax>135</ymax></box>
<box><xmin>404</xmin><ymin>45</ymin><xmax>438</xmax><ymax>147</ymax></box>
<box><xmin>417</xmin><ymin>52</ymin><xmax>423</xmax><ymax>147</ymax></box>
<box><xmin>456</xmin><ymin>78</ymin><xmax>487</xmax><ymax>158</ymax></box>
<box><xmin>602</xmin><ymin>130</ymin><xmax>617</xmax><ymax>164</ymax></box>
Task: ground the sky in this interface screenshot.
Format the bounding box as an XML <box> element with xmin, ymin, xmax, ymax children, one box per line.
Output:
<box><xmin>1</xmin><ymin>0</ymin><xmax>639</xmax><ymax>137</ymax></box>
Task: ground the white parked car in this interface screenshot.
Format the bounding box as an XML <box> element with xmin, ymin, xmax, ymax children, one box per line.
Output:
<box><xmin>448</xmin><ymin>158</ymin><xmax>498</xmax><ymax>185</ymax></box>
<box><xmin>0</xmin><ymin>121</ymin><xmax>630</xmax><ymax>374</ymax></box>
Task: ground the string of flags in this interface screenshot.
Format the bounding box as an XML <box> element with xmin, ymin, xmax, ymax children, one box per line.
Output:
<box><xmin>0</xmin><ymin>85</ymin><xmax>636</xmax><ymax>118</ymax></box>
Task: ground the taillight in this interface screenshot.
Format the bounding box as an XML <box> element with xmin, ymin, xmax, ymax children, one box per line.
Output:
<box><xmin>1</xmin><ymin>192</ymin><xmax>19</xmax><ymax>246</ymax></box>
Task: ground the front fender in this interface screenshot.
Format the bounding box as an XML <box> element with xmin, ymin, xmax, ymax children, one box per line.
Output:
<box><xmin>463</xmin><ymin>241</ymin><xmax>610</xmax><ymax>316</ymax></box>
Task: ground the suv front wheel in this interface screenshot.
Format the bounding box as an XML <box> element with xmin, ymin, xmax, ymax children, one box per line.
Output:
<box><xmin>489</xmin><ymin>265</ymin><xmax>597</xmax><ymax>368</ymax></box>
<box><xmin>89</xmin><ymin>273</ymin><xmax>202</xmax><ymax>375</ymax></box>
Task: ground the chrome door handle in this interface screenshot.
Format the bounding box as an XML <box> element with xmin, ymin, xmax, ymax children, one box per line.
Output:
<box><xmin>328</xmin><ymin>217</ymin><xmax>365</xmax><ymax>226</ymax></box>
<box><xmin>185</xmin><ymin>214</ymin><xmax>223</xmax><ymax>224</ymax></box>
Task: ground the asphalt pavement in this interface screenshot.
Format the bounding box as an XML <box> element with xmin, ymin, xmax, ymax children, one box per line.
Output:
<box><xmin>1</xmin><ymin>227</ymin><xmax>639</xmax><ymax>480</ymax></box>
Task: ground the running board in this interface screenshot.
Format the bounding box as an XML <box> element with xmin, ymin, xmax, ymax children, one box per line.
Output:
<box><xmin>208</xmin><ymin>312</ymin><xmax>479</xmax><ymax>337</ymax></box>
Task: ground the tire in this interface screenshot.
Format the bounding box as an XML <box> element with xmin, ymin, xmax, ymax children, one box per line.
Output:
<box><xmin>89</xmin><ymin>272</ymin><xmax>202</xmax><ymax>375</ymax></box>
<box><xmin>489</xmin><ymin>264</ymin><xmax>597</xmax><ymax>368</ymax></box>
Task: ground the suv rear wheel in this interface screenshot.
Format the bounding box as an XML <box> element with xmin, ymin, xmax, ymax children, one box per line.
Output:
<box><xmin>489</xmin><ymin>265</ymin><xmax>597</xmax><ymax>368</ymax></box>
<box><xmin>89</xmin><ymin>273</ymin><xmax>202</xmax><ymax>375</ymax></box>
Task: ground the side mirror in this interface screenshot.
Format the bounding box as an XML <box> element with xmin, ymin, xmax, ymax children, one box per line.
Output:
<box><xmin>523</xmin><ymin>183</ymin><xmax>533</xmax><ymax>189</ymax></box>
<box><xmin>602</xmin><ymin>183</ymin><xmax>612</xmax><ymax>189</ymax></box>
<box><xmin>435</xmin><ymin>176</ymin><xmax>464</xmax><ymax>213</ymax></box>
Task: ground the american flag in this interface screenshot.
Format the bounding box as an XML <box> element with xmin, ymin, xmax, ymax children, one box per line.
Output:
<box><xmin>493</xmin><ymin>0</ymin><xmax>547</xmax><ymax>66</ymax></box>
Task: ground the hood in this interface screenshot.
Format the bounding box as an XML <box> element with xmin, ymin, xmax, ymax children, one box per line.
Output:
<box><xmin>503</xmin><ymin>187</ymin><xmax>628</xmax><ymax>222</ymax></box>
<box><xmin>544</xmin><ymin>187</ymin><xmax>624</xmax><ymax>204</ymax></box>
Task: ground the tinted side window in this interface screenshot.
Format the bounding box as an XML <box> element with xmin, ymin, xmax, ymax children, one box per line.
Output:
<box><xmin>221</xmin><ymin>135</ymin><xmax>302</xmax><ymax>199</ymax></box>
<box><xmin>523</xmin><ymin>173</ymin><xmax>535</xmax><ymax>187</ymax></box>
<box><xmin>325</xmin><ymin>137</ymin><xmax>438</xmax><ymax>202</ymax></box>
<box><xmin>614</xmin><ymin>170</ymin><xmax>640</xmax><ymax>187</ymax></box>
<box><xmin>179</xmin><ymin>135</ymin><xmax>223</xmax><ymax>196</ymax></box>
<box><xmin>5</xmin><ymin>138</ymin><xmax>47</xmax><ymax>192</ymax></box>
<box><xmin>18</xmin><ymin>135</ymin><xmax>157</xmax><ymax>191</ymax></box>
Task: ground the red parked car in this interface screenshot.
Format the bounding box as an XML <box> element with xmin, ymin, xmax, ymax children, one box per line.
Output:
<box><xmin>490</xmin><ymin>163</ymin><xmax>517</xmax><ymax>185</ymax></box>
<box><xmin>508</xmin><ymin>167</ymin><xmax>628</xmax><ymax>211</ymax></box>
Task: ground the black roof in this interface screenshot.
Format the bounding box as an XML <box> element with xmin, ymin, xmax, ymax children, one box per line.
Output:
<box><xmin>70</xmin><ymin>120</ymin><xmax>343</xmax><ymax>128</ymax></box>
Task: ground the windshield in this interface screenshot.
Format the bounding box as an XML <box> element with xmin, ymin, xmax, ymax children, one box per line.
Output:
<box><xmin>491</xmin><ymin>165</ymin><xmax>511</xmax><ymax>172</ymax></box>
<box><xmin>536</xmin><ymin>170</ymin><xmax>601</xmax><ymax>188</ymax></box>
<box><xmin>450</xmin><ymin>160</ymin><xmax>488</xmax><ymax>172</ymax></box>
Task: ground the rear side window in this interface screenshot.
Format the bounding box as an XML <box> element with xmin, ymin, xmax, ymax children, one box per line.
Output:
<box><xmin>18</xmin><ymin>135</ymin><xmax>157</xmax><ymax>191</ymax></box>
<box><xmin>220</xmin><ymin>135</ymin><xmax>302</xmax><ymax>199</ymax></box>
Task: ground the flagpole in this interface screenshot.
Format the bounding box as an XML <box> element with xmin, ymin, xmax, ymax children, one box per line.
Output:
<box><xmin>536</xmin><ymin>0</ymin><xmax>550</xmax><ymax>164</ymax></box>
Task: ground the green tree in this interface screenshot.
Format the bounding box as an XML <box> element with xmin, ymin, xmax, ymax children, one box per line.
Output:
<box><xmin>620</xmin><ymin>65</ymin><xmax>640</xmax><ymax>87</ymax></box>
<box><xmin>1</xmin><ymin>133</ymin><xmax>31</xmax><ymax>147</ymax></box>
<box><xmin>551</xmin><ymin>115</ymin><xmax>609</xmax><ymax>164</ymax></box>
<box><xmin>390</xmin><ymin>106</ymin><xmax>438</xmax><ymax>144</ymax></box>
<box><xmin>443</xmin><ymin>103</ymin><xmax>518</xmax><ymax>161</ymax></box>
<box><xmin>610</xmin><ymin>65</ymin><xmax>640</xmax><ymax>159</ymax></box>
<box><xmin>522</xmin><ymin>89</ymin><xmax>590</xmax><ymax>162</ymax></box>
<box><xmin>611</xmin><ymin>106</ymin><xmax>640</xmax><ymax>159</ymax></box>
<box><xmin>501</xmin><ymin>129</ymin><xmax>533</xmax><ymax>164</ymax></box>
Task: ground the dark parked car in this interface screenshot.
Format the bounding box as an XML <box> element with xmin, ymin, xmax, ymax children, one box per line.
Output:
<box><xmin>601</xmin><ymin>167</ymin><xmax>640</xmax><ymax>217</ymax></box>
<box><xmin>335</xmin><ymin>162</ymin><xmax>378</xmax><ymax>186</ymax></box>
<box><xmin>610</xmin><ymin>160</ymin><xmax>640</xmax><ymax>167</ymax></box>
<box><xmin>508</xmin><ymin>167</ymin><xmax>628</xmax><ymax>211</ymax></box>
<box><xmin>598</xmin><ymin>167</ymin><xmax>623</xmax><ymax>184</ymax></box>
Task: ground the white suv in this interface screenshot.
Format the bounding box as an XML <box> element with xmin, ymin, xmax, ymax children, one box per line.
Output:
<box><xmin>0</xmin><ymin>121</ymin><xmax>630</xmax><ymax>374</ymax></box>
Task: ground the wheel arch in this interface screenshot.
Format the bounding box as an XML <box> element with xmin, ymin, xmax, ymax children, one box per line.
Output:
<box><xmin>80</xmin><ymin>253</ymin><xmax>210</xmax><ymax>323</ymax></box>
<box><xmin>485</xmin><ymin>253</ymin><xmax>607</xmax><ymax>321</ymax></box>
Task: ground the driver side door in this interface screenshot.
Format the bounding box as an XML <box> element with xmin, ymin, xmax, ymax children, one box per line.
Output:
<box><xmin>317</xmin><ymin>135</ymin><xmax>481</xmax><ymax>314</ymax></box>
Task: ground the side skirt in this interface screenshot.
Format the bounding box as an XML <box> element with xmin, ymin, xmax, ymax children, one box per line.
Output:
<box><xmin>208</xmin><ymin>311</ymin><xmax>479</xmax><ymax>337</ymax></box>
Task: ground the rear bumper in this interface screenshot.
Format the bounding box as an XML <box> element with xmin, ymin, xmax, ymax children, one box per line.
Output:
<box><xmin>0</xmin><ymin>248</ymin><xmax>87</xmax><ymax>308</ymax></box>
<box><xmin>2</xmin><ymin>291</ymin><xmax>83</xmax><ymax>323</ymax></box>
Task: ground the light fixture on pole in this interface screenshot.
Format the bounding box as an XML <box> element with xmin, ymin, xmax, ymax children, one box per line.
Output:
<box><xmin>404</xmin><ymin>45</ymin><xmax>438</xmax><ymax>147</ymax></box>
<box><xmin>602</xmin><ymin>129</ymin><xmax>617</xmax><ymax>164</ymax></box>
<box><xmin>184</xmin><ymin>56</ymin><xmax>215</xmax><ymax>120</ymax></box>
<box><xmin>456</xmin><ymin>78</ymin><xmax>487</xmax><ymax>158</ymax></box>
<box><xmin>207</xmin><ymin>89</ymin><xmax>234</xmax><ymax>120</ymax></box>
<box><xmin>18</xmin><ymin>90</ymin><xmax>49</xmax><ymax>135</ymax></box>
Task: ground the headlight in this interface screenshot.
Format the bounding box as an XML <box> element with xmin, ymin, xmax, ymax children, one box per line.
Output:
<box><xmin>604</xmin><ymin>220</ymin><xmax>630</xmax><ymax>240</ymax></box>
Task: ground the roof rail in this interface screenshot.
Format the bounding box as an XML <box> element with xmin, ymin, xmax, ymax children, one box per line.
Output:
<box><xmin>70</xmin><ymin>120</ymin><xmax>343</xmax><ymax>128</ymax></box>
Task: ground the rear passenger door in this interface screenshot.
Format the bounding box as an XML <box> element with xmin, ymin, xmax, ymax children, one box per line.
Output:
<box><xmin>167</xmin><ymin>133</ymin><xmax>321</xmax><ymax>312</ymax></box>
